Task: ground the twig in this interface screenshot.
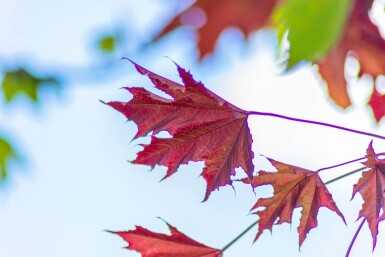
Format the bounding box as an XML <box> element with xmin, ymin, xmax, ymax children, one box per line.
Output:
<box><xmin>248</xmin><ymin>111</ymin><xmax>385</xmax><ymax>140</ymax></box>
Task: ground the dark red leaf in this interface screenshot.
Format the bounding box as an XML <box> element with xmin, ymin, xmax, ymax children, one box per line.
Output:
<box><xmin>112</xmin><ymin>222</ymin><xmax>221</xmax><ymax>257</ymax></box>
<box><xmin>106</xmin><ymin>60</ymin><xmax>254</xmax><ymax>200</ymax></box>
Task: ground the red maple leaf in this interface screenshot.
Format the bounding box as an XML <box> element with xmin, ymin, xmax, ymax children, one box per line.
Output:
<box><xmin>111</xmin><ymin>222</ymin><xmax>221</xmax><ymax>257</ymax></box>
<box><xmin>352</xmin><ymin>141</ymin><xmax>385</xmax><ymax>248</ymax></box>
<box><xmin>154</xmin><ymin>0</ymin><xmax>278</xmax><ymax>58</ymax></box>
<box><xmin>245</xmin><ymin>158</ymin><xmax>345</xmax><ymax>246</ymax></box>
<box><xmin>317</xmin><ymin>0</ymin><xmax>385</xmax><ymax>110</ymax></box>
<box><xmin>106</xmin><ymin>59</ymin><xmax>254</xmax><ymax>200</ymax></box>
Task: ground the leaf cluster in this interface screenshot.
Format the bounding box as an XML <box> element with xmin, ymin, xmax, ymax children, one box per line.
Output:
<box><xmin>107</xmin><ymin>60</ymin><xmax>385</xmax><ymax>256</ymax></box>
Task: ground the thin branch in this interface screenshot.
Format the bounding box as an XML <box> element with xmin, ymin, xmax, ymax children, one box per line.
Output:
<box><xmin>345</xmin><ymin>218</ymin><xmax>366</xmax><ymax>257</ymax></box>
<box><xmin>317</xmin><ymin>157</ymin><xmax>366</xmax><ymax>173</ymax></box>
<box><xmin>325</xmin><ymin>167</ymin><xmax>366</xmax><ymax>185</ymax></box>
<box><xmin>248</xmin><ymin>111</ymin><xmax>385</xmax><ymax>140</ymax></box>
<box><xmin>318</xmin><ymin>152</ymin><xmax>385</xmax><ymax>173</ymax></box>
<box><xmin>220</xmin><ymin>219</ymin><xmax>259</xmax><ymax>253</ymax></box>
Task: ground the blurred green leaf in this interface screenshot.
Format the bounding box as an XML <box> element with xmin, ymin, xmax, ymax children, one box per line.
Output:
<box><xmin>98</xmin><ymin>35</ymin><xmax>116</xmax><ymax>53</ymax></box>
<box><xmin>1</xmin><ymin>68</ymin><xmax>59</xmax><ymax>104</ymax></box>
<box><xmin>0</xmin><ymin>137</ymin><xmax>19</xmax><ymax>180</ymax></box>
<box><xmin>274</xmin><ymin>0</ymin><xmax>351</xmax><ymax>68</ymax></box>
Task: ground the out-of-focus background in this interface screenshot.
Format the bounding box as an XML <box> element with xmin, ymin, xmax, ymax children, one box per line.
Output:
<box><xmin>1</xmin><ymin>0</ymin><xmax>385</xmax><ymax>256</ymax></box>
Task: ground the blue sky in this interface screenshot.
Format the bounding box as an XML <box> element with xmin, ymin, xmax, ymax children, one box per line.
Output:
<box><xmin>1</xmin><ymin>0</ymin><xmax>385</xmax><ymax>257</ymax></box>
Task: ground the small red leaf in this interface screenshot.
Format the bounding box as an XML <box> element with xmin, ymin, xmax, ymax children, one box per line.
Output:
<box><xmin>245</xmin><ymin>159</ymin><xmax>345</xmax><ymax>246</ymax></box>
<box><xmin>107</xmin><ymin>60</ymin><xmax>254</xmax><ymax>200</ymax></box>
<box><xmin>368</xmin><ymin>87</ymin><xmax>385</xmax><ymax>122</ymax></box>
<box><xmin>352</xmin><ymin>141</ymin><xmax>385</xmax><ymax>249</ymax></box>
<box><xmin>112</xmin><ymin>223</ymin><xmax>221</xmax><ymax>257</ymax></box>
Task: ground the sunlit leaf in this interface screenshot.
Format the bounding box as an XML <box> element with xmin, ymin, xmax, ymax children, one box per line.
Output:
<box><xmin>274</xmin><ymin>0</ymin><xmax>351</xmax><ymax>68</ymax></box>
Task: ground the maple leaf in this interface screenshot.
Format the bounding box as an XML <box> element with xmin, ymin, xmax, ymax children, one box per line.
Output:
<box><xmin>245</xmin><ymin>158</ymin><xmax>345</xmax><ymax>246</ymax></box>
<box><xmin>111</xmin><ymin>222</ymin><xmax>221</xmax><ymax>257</ymax></box>
<box><xmin>154</xmin><ymin>0</ymin><xmax>278</xmax><ymax>58</ymax></box>
<box><xmin>352</xmin><ymin>141</ymin><xmax>385</xmax><ymax>248</ymax></box>
<box><xmin>317</xmin><ymin>0</ymin><xmax>385</xmax><ymax>109</ymax></box>
<box><xmin>106</xmin><ymin>59</ymin><xmax>254</xmax><ymax>200</ymax></box>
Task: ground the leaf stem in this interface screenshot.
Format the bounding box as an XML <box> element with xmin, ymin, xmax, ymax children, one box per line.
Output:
<box><xmin>220</xmin><ymin>219</ymin><xmax>259</xmax><ymax>253</ymax></box>
<box><xmin>345</xmin><ymin>218</ymin><xmax>366</xmax><ymax>257</ymax></box>
<box><xmin>248</xmin><ymin>111</ymin><xmax>385</xmax><ymax>140</ymax></box>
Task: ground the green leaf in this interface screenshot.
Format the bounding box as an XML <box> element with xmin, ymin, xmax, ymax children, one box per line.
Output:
<box><xmin>98</xmin><ymin>35</ymin><xmax>116</xmax><ymax>53</ymax></box>
<box><xmin>0</xmin><ymin>137</ymin><xmax>20</xmax><ymax>180</ymax></box>
<box><xmin>1</xmin><ymin>68</ymin><xmax>59</xmax><ymax>104</ymax></box>
<box><xmin>273</xmin><ymin>0</ymin><xmax>351</xmax><ymax>68</ymax></box>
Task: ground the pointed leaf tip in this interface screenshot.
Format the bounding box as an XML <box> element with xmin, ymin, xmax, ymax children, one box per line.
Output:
<box><xmin>249</xmin><ymin>159</ymin><xmax>345</xmax><ymax>246</ymax></box>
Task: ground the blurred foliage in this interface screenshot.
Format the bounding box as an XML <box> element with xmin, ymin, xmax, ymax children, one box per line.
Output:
<box><xmin>154</xmin><ymin>0</ymin><xmax>385</xmax><ymax>120</ymax></box>
<box><xmin>0</xmin><ymin>137</ymin><xmax>19</xmax><ymax>180</ymax></box>
<box><xmin>97</xmin><ymin>35</ymin><xmax>117</xmax><ymax>53</ymax></box>
<box><xmin>0</xmin><ymin>67</ymin><xmax>58</xmax><ymax>182</ymax></box>
<box><xmin>273</xmin><ymin>0</ymin><xmax>351</xmax><ymax>67</ymax></box>
<box><xmin>1</xmin><ymin>68</ymin><xmax>59</xmax><ymax>104</ymax></box>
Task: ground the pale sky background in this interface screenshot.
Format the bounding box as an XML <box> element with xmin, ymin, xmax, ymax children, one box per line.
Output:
<box><xmin>1</xmin><ymin>0</ymin><xmax>385</xmax><ymax>257</ymax></box>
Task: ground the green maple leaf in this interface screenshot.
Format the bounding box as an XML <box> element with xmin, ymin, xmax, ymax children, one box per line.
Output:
<box><xmin>1</xmin><ymin>68</ymin><xmax>59</xmax><ymax>104</ymax></box>
<box><xmin>274</xmin><ymin>0</ymin><xmax>352</xmax><ymax>68</ymax></box>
